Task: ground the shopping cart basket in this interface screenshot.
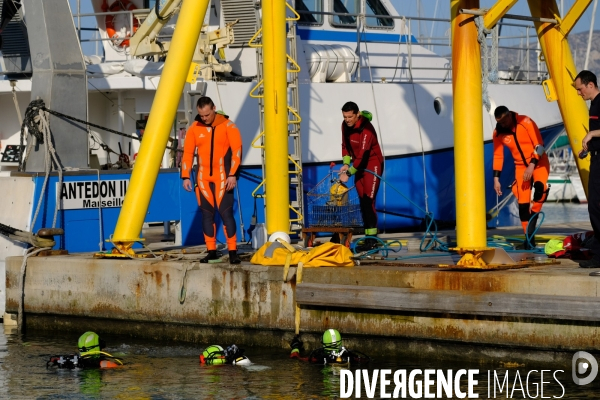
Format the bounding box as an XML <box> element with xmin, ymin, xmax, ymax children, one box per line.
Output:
<box><xmin>306</xmin><ymin>171</ymin><xmax>363</xmax><ymax>228</ymax></box>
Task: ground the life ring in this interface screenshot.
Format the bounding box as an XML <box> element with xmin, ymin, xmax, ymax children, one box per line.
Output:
<box><xmin>105</xmin><ymin>0</ymin><xmax>139</xmax><ymax>48</ymax></box>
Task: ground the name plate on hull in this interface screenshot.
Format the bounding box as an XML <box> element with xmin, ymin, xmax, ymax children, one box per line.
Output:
<box><xmin>56</xmin><ymin>180</ymin><xmax>129</xmax><ymax>210</ymax></box>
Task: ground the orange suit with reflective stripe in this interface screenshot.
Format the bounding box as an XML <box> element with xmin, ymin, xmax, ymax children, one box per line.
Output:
<box><xmin>493</xmin><ymin>112</ymin><xmax>549</xmax><ymax>233</ymax></box>
<box><xmin>181</xmin><ymin>114</ymin><xmax>243</xmax><ymax>250</ymax></box>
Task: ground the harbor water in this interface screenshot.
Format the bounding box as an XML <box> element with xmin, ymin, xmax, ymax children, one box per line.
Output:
<box><xmin>520</xmin><ymin>201</ymin><xmax>590</xmax><ymax>225</ymax></box>
<box><xmin>0</xmin><ymin>326</ymin><xmax>598</xmax><ymax>399</ymax></box>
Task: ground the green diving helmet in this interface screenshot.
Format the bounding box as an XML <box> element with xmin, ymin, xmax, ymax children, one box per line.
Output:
<box><xmin>360</xmin><ymin>110</ymin><xmax>373</xmax><ymax>121</ymax></box>
<box><xmin>78</xmin><ymin>331</ymin><xmax>102</xmax><ymax>358</ymax></box>
<box><xmin>322</xmin><ymin>329</ymin><xmax>343</xmax><ymax>352</ymax></box>
<box><xmin>201</xmin><ymin>345</ymin><xmax>226</xmax><ymax>365</ymax></box>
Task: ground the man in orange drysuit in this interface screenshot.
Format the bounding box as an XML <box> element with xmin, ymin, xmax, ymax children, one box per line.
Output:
<box><xmin>181</xmin><ymin>96</ymin><xmax>243</xmax><ymax>264</ymax></box>
<box><xmin>492</xmin><ymin>106</ymin><xmax>549</xmax><ymax>249</ymax></box>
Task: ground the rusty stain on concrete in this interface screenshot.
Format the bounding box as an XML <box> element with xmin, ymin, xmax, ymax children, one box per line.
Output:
<box><xmin>6</xmin><ymin>254</ymin><xmax>600</xmax><ymax>356</ymax></box>
<box><xmin>143</xmin><ymin>269</ymin><xmax>163</xmax><ymax>287</ymax></box>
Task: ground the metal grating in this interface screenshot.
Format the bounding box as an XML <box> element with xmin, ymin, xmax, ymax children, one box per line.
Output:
<box><xmin>221</xmin><ymin>0</ymin><xmax>257</xmax><ymax>48</ymax></box>
<box><xmin>0</xmin><ymin>1</ymin><xmax>31</xmax><ymax>75</ymax></box>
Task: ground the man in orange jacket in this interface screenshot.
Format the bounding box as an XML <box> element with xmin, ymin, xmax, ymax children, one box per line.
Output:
<box><xmin>492</xmin><ymin>106</ymin><xmax>549</xmax><ymax>249</ymax></box>
<box><xmin>181</xmin><ymin>96</ymin><xmax>243</xmax><ymax>263</ymax></box>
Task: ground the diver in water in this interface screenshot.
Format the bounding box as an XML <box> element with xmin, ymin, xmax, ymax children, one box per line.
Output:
<box><xmin>200</xmin><ymin>344</ymin><xmax>251</xmax><ymax>365</ymax></box>
<box><xmin>289</xmin><ymin>329</ymin><xmax>370</xmax><ymax>365</ymax></box>
<box><xmin>47</xmin><ymin>331</ymin><xmax>123</xmax><ymax>369</ymax></box>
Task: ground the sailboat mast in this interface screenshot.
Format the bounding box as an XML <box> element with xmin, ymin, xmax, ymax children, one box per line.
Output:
<box><xmin>584</xmin><ymin>0</ymin><xmax>598</xmax><ymax>70</ymax></box>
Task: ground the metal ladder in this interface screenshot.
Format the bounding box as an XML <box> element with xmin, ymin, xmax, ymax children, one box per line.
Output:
<box><xmin>249</xmin><ymin>1</ymin><xmax>304</xmax><ymax>232</ymax></box>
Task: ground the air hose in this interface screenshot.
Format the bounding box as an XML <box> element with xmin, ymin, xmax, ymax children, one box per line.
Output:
<box><xmin>352</xmin><ymin>170</ymin><xmax>546</xmax><ymax>259</ymax></box>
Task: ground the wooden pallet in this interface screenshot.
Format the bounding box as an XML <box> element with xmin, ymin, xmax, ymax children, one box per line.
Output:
<box><xmin>302</xmin><ymin>226</ymin><xmax>363</xmax><ymax>248</ymax></box>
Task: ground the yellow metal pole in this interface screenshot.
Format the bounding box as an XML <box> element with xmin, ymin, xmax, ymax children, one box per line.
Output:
<box><xmin>483</xmin><ymin>0</ymin><xmax>518</xmax><ymax>29</ymax></box>
<box><xmin>262</xmin><ymin>0</ymin><xmax>290</xmax><ymax>234</ymax></box>
<box><xmin>451</xmin><ymin>0</ymin><xmax>488</xmax><ymax>252</ymax></box>
<box><xmin>527</xmin><ymin>0</ymin><xmax>591</xmax><ymax>196</ymax></box>
<box><xmin>112</xmin><ymin>0</ymin><xmax>210</xmax><ymax>251</ymax></box>
<box><xmin>560</xmin><ymin>0</ymin><xmax>593</xmax><ymax>36</ymax></box>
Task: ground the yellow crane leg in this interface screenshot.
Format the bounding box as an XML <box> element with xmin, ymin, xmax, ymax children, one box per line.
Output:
<box><xmin>111</xmin><ymin>0</ymin><xmax>210</xmax><ymax>253</ymax></box>
<box><xmin>451</xmin><ymin>0</ymin><xmax>488</xmax><ymax>258</ymax></box>
<box><xmin>561</xmin><ymin>0</ymin><xmax>593</xmax><ymax>36</ymax></box>
<box><xmin>483</xmin><ymin>0</ymin><xmax>519</xmax><ymax>29</ymax></box>
<box><xmin>262</xmin><ymin>0</ymin><xmax>290</xmax><ymax>234</ymax></box>
<box><xmin>527</xmin><ymin>0</ymin><xmax>591</xmax><ymax>196</ymax></box>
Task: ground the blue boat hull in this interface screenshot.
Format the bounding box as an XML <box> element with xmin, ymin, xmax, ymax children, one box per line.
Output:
<box><xmin>238</xmin><ymin>123</ymin><xmax>565</xmax><ymax>235</ymax></box>
<box><xmin>29</xmin><ymin>124</ymin><xmax>564</xmax><ymax>252</ymax></box>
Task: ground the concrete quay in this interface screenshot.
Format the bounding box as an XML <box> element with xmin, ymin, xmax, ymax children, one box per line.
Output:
<box><xmin>5</xmin><ymin>222</ymin><xmax>600</xmax><ymax>364</ymax></box>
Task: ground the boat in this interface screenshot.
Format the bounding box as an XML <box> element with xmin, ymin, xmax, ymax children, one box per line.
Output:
<box><xmin>546</xmin><ymin>133</ymin><xmax>587</xmax><ymax>203</ymax></box>
<box><xmin>0</xmin><ymin>0</ymin><xmax>564</xmax><ymax>260</ymax></box>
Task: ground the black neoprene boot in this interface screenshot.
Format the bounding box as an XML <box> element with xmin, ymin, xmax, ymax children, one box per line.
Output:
<box><xmin>200</xmin><ymin>250</ymin><xmax>219</xmax><ymax>263</ymax></box>
<box><xmin>229</xmin><ymin>250</ymin><xmax>241</xmax><ymax>264</ymax></box>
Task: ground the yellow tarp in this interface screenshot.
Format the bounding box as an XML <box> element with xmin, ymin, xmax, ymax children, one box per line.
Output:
<box><xmin>250</xmin><ymin>241</ymin><xmax>354</xmax><ymax>268</ymax></box>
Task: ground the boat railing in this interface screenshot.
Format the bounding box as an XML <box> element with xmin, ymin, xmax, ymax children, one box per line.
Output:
<box><xmin>296</xmin><ymin>9</ymin><xmax>547</xmax><ymax>84</ymax></box>
<box><xmin>71</xmin><ymin>7</ymin><xmax>152</xmax><ymax>55</ymax></box>
<box><xmin>67</xmin><ymin>5</ymin><xmax>547</xmax><ymax>84</ymax></box>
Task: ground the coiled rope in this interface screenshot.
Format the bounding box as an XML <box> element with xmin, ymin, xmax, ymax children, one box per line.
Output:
<box><xmin>353</xmin><ymin>169</ymin><xmax>449</xmax><ymax>254</ymax></box>
<box><xmin>352</xmin><ymin>170</ymin><xmax>545</xmax><ymax>258</ymax></box>
<box><xmin>475</xmin><ymin>16</ymin><xmax>499</xmax><ymax>112</ymax></box>
<box><xmin>18</xmin><ymin>100</ymin><xmax>180</xmax><ymax>170</ymax></box>
<box><xmin>16</xmin><ymin>100</ymin><xmax>64</xmax><ymax>333</ymax></box>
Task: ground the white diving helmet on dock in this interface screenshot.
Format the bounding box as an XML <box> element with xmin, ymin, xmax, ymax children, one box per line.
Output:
<box><xmin>269</xmin><ymin>232</ymin><xmax>291</xmax><ymax>244</ymax></box>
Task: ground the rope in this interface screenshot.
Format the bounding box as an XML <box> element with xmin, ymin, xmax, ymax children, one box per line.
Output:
<box><xmin>490</xmin><ymin>24</ymin><xmax>499</xmax><ymax>84</ymax></box>
<box><xmin>0</xmin><ymin>222</ymin><xmax>56</xmax><ymax>247</ymax></box>
<box><xmin>475</xmin><ymin>16</ymin><xmax>492</xmax><ymax>112</ymax></box>
<box><xmin>18</xmin><ymin>99</ymin><xmax>45</xmax><ymax>171</ymax></box>
<box><xmin>391</xmin><ymin>16</ymin><xmax>407</xmax><ymax>83</ymax></box>
<box><xmin>17</xmin><ymin>246</ymin><xmax>51</xmax><ymax>333</ymax></box>
<box><xmin>39</xmin><ymin>107</ymin><xmax>63</xmax><ymax>228</ymax></box>
<box><xmin>178</xmin><ymin>265</ymin><xmax>192</xmax><ymax>304</ymax></box>
<box><xmin>0</xmin><ymin>222</ymin><xmax>18</xmax><ymax>237</ymax></box>
<box><xmin>352</xmin><ymin>236</ymin><xmax>402</xmax><ymax>256</ymax></box>
<box><xmin>352</xmin><ymin>175</ymin><xmax>546</xmax><ymax>258</ymax></box>
<box><xmin>27</xmin><ymin>107</ymin><xmax>63</xmax><ymax>231</ymax></box>
<box><xmin>362</xmin><ymin>169</ymin><xmax>449</xmax><ymax>253</ymax></box>
<box><xmin>96</xmin><ymin>169</ymin><xmax>105</xmax><ymax>251</ymax></box>
<box><xmin>362</xmin><ymin>20</ymin><xmax>430</xmax><ymax>225</ymax></box>
<box><xmin>361</xmin><ymin>20</ymin><xmax>388</xmax><ymax>226</ymax></box>
<box><xmin>12</xmin><ymin>86</ymin><xmax>23</xmax><ymax>126</ymax></box>
<box><xmin>488</xmin><ymin>192</ymin><xmax>514</xmax><ymax>221</ymax></box>
<box><xmin>410</xmin><ymin>76</ymin><xmax>429</xmax><ymax>213</ymax></box>
<box><xmin>18</xmin><ymin>102</ymin><xmax>181</xmax><ymax>162</ymax></box>
<box><xmin>525</xmin><ymin>211</ymin><xmax>544</xmax><ymax>251</ymax></box>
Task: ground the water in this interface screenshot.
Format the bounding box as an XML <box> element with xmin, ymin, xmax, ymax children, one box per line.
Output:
<box><xmin>1</xmin><ymin>326</ymin><xmax>599</xmax><ymax>399</ymax></box>
<box><xmin>534</xmin><ymin>202</ymin><xmax>590</xmax><ymax>225</ymax></box>
<box><xmin>500</xmin><ymin>201</ymin><xmax>591</xmax><ymax>228</ymax></box>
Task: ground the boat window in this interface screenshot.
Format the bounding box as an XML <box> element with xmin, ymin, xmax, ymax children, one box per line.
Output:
<box><xmin>296</xmin><ymin>0</ymin><xmax>323</xmax><ymax>25</ymax></box>
<box><xmin>365</xmin><ymin>0</ymin><xmax>393</xmax><ymax>28</ymax></box>
<box><xmin>331</xmin><ymin>0</ymin><xmax>359</xmax><ymax>26</ymax></box>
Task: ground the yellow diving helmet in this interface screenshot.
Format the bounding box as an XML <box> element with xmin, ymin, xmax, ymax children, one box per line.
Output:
<box><xmin>329</xmin><ymin>182</ymin><xmax>350</xmax><ymax>206</ymax></box>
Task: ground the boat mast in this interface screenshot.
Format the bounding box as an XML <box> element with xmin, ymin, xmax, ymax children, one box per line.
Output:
<box><xmin>584</xmin><ymin>0</ymin><xmax>598</xmax><ymax>70</ymax></box>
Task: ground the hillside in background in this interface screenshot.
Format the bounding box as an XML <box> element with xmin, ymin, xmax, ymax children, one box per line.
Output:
<box><xmin>497</xmin><ymin>30</ymin><xmax>600</xmax><ymax>78</ymax></box>
<box><xmin>569</xmin><ymin>30</ymin><xmax>600</xmax><ymax>74</ymax></box>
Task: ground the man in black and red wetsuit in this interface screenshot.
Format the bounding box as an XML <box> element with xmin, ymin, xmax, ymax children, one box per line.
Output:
<box><xmin>338</xmin><ymin>102</ymin><xmax>384</xmax><ymax>252</ymax></box>
<box><xmin>574</xmin><ymin>70</ymin><xmax>600</xmax><ymax>268</ymax></box>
